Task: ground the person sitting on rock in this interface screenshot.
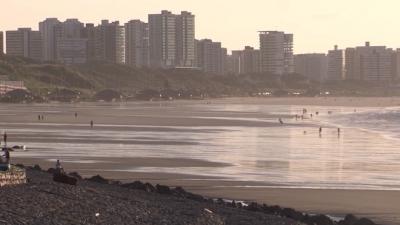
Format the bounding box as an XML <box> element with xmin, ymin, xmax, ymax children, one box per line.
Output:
<box><xmin>55</xmin><ymin>159</ymin><xmax>64</xmax><ymax>174</ymax></box>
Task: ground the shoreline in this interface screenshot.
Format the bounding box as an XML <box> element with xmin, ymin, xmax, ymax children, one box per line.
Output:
<box><xmin>3</xmin><ymin>96</ymin><xmax>400</xmax><ymax>107</ymax></box>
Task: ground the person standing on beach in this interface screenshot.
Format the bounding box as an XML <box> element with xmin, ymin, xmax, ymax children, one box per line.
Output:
<box><xmin>41</xmin><ymin>115</ymin><xmax>44</xmax><ymax>120</ymax></box>
<box><xmin>338</xmin><ymin>128</ymin><xmax>341</xmax><ymax>136</ymax></box>
<box><xmin>3</xmin><ymin>132</ymin><xmax>7</xmax><ymax>147</ymax></box>
<box><xmin>279</xmin><ymin>118</ymin><xmax>284</xmax><ymax>124</ymax></box>
<box><xmin>90</xmin><ymin>120</ymin><xmax>94</xmax><ymax>128</ymax></box>
<box><xmin>75</xmin><ymin>112</ymin><xmax>78</xmax><ymax>118</ymax></box>
<box><xmin>38</xmin><ymin>115</ymin><xmax>41</xmax><ymax>121</ymax></box>
<box><xmin>319</xmin><ymin>127</ymin><xmax>322</xmax><ymax>135</ymax></box>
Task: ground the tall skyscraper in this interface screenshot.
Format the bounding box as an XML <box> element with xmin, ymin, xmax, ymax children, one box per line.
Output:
<box><xmin>294</xmin><ymin>53</ymin><xmax>327</xmax><ymax>82</ymax></box>
<box><xmin>6</xmin><ymin>28</ymin><xmax>42</xmax><ymax>61</ymax></box>
<box><xmin>149</xmin><ymin>10</ymin><xmax>177</xmax><ymax>68</ymax></box>
<box><xmin>231</xmin><ymin>46</ymin><xmax>261</xmax><ymax>74</ymax></box>
<box><xmin>259</xmin><ymin>31</ymin><xmax>294</xmax><ymax>75</ymax></box>
<box><xmin>39</xmin><ymin>18</ymin><xmax>61</xmax><ymax>61</ymax></box>
<box><xmin>175</xmin><ymin>11</ymin><xmax>195</xmax><ymax>67</ymax></box>
<box><xmin>81</xmin><ymin>23</ymin><xmax>96</xmax><ymax>61</ymax></box>
<box><xmin>345</xmin><ymin>42</ymin><xmax>393</xmax><ymax>82</ymax></box>
<box><xmin>327</xmin><ymin>45</ymin><xmax>345</xmax><ymax>81</ymax></box>
<box><xmin>124</xmin><ymin>20</ymin><xmax>150</xmax><ymax>67</ymax></box>
<box><xmin>196</xmin><ymin>39</ymin><xmax>226</xmax><ymax>74</ymax></box>
<box><xmin>0</xmin><ymin>32</ymin><xmax>3</xmax><ymax>55</ymax></box>
<box><xmin>56</xmin><ymin>19</ymin><xmax>87</xmax><ymax>64</ymax></box>
<box><xmin>94</xmin><ymin>20</ymin><xmax>125</xmax><ymax>64</ymax></box>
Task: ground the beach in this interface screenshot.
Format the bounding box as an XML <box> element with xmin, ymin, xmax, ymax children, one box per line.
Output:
<box><xmin>2</xmin><ymin>97</ymin><xmax>400</xmax><ymax>224</ymax></box>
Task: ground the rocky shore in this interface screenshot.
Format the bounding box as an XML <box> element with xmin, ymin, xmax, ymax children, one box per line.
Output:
<box><xmin>0</xmin><ymin>165</ymin><xmax>379</xmax><ymax>225</ymax></box>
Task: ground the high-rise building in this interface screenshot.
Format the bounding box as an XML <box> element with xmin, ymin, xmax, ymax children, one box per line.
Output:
<box><xmin>149</xmin><ymin>10</ymin><xmax>177</xmax><ymax>68</ymax></box>
<box><xmin>231</xmin><ymin>46</ymin><xmax>260</xmax><ymax>74</ymax></box>
<box><xmin>56</xmin><ymin>38</ymin><xmax>87</xmax><ymax>64</ymax></box>
<box><xmin>327</xmin><ymin>45</ymin><xmax>345</xmax><ymax>81</ymax></box>
<box><xmin>259</xmin><ymin>31</ymin><xmax>294</xmax><ymax>75</ymax></box>
<box><xmin>39</xmin><ymin>18</ymin><xmax>61</xmax><ymax>61</ymax></box>
<box><xmin>0</xmin><ymin>32</ymin><xmax>3</xmax><ymax>55</ymax></box>
<box><xmin>196</xmin><ymin>39</ymin><xmax>226</xmax><ymax>74</ymax></box>
<box><xmin>94</xmin><ymin>20</ymin><xmax>125</xmax><ymax>64</ymax></box>
<box><xmin>56</xmin><ymin>19</ymin><xmax>87</xmax><ymax>64</ymax></box>
<box><xmin>124</xmin><ymin>20</ymin><xmax>150</xmax><ymax>67</ymax></box>
<box><xmin>345</xmin><ymin>42</ymin><xmax>393</xmax><ymax>82</ymax></box>
<box><xmin>294</xmin><ymin>53</ymin><xmax>327</xmax><ymax>82</ymax></box>
<box><xmin>175</xmin><ymin>11</ymin><xmax>195</xmax><ymax>67</ymax></box>
<box><xmin>6</xmin><ymin>28</ymin><xmax>42</xmax><ymax>61</ymax></box>
<box><xmin>81</xmin><ymin>23</ymin><xmax>96</xmax><ymax>61</ymax></box>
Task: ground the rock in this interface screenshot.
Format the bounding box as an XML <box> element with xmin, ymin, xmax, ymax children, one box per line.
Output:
<box><xmin>156</xmin><ymin>184</ymin><xmax>171</xmax><ymax>194</ymax></box>
<box><xmin>339</xmin><ymin>214</ymin><xmax>358</xmax><ymax>225</ymax></box>
<box><xmin>354</xmin><ymin>218</ymin><xmax>376</xmax><ymax>225</ymax></box>
<box><xmin>15</xmin><ymin>164</ymin><xmax>25</xmax><ymax>168</ymax></box>
<box><xmin>281</xmin><ymin>208</ymin><xmax>304</xmax><ymax>221</ymax></box>
<box><xmin>172</xmin><ymin>186</ymin><xmax>205</xmax><ymax>201</ymax></box>
<box><xmin>47</xmin><ymin>168</ymin><xmax>56</xmax><ymax>174</ymax></box>
<box><xmin>68</xmin><ymin>172</ymin><xmax>82</xmax><ymax>180</ymax></box>
<box><xmin>143</xmin><ymin>183</ymin><xmax>156</xmax><ymax>193</ymax></box>
<box><xmin>122</xmin><ymin>181</ymin><xmax>146</xmax><ymax>190</ymax></box>
<box><xmin>33</xmin><ymin>164</ymin><xmax>42</xmax><ymax>171</ymax></box>
<box><xmin>304</xmin><ymin>214</ymin><xmax>334</xmax><ymax>225</ymax></box>
<box><xmin>86</xmin><ymin>175</ymin><xmax>109</xmax><ymax>184</ymax></box>
<box><xmin>53</xmin><ymin>173</ymin><xmax>77</xmax><ymax>185</ymax></box>
<box><xmin>246</xmin><ymin>202</ymin><xmax>262</xmax><ymax>212</ymax></box>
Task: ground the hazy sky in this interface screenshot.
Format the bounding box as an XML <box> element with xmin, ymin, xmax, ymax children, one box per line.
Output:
<box><xmin>1</xmin><ymin>0</ymin><xmax>400</xmax><ymax>54</ymax></box>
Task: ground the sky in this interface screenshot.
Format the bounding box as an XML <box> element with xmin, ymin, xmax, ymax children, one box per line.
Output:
<box><xmin>1</xmin><ymin>0</ymin><xmax>400</xmax><ymax>54</ymax></box>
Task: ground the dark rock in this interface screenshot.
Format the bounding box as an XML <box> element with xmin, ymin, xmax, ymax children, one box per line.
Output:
<box><xmin>47</xmin><ymin>168</ymin><xmax>56</xmax><ymax>174</ymax></box>
<box><xmin>156</xmin><ymin>184</ymin><xmax>171</xmax><ymax>194</ymax></box>
<box><xmin>122</xmin><ymin>181</ymin><xmax>146</xmax><ymax>190</ymax></box>
<box><xmin>354</xmin><ymin>218</ymin><xmax>376</xmax><ymax>225</ymax></box>
<box><xmin>172</xmin><ymin>187</ymin><xmax>205</xmax><ymax>201</ymax></box>
<box><xmin>143</xmin><ymin>183</ymin><xmax>156</xmax><ymax>193</ymax></box>
<box><xmin>246</xmin><ymin>202</ymin><xmax>262</xmax><ymax>212</ymax></box>
<box><xmin>53</xmin><ymin>173</ymin><xmax>77</xmax><ymax>185</ymax></box>
<box><xmin>68</xmin><ymin>172</ymin><xmax>82</xmax><ymax>180</ymax></box>
<box><xmin>304</xmin><ymin>214</ymin><xmax>334</xmax><ymax>225</ymax></box>
<box><xmin>33</xmin><ymin>164</ymin><xmax>42</xmax><ymax>171</ymax></box>
<box><xmin>15</xmin><ymin>164</ymin><xmax>25</xmax><ymax>168</ymax></box>
<box><xmin>281</xmin><ymin>208</ymin><xmax>304</xmax><ymax>221</ymax></box>
<box><xmin>86</xmin><ymin>175</ymin><xmax>109</xmax><ymax>184</ymax></box>
<box><xmin>262</xmin><ymin>205</ymin><xmax>282</xmax><ymax>215</ymax></box>
<box><xmin>339</xmin><ymin>214</ymin><xmax>358</xmax><ymax>225</ymax></box>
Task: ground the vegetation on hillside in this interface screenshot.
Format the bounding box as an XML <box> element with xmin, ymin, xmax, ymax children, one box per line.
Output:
<box><xmin>1</xmin><ymin>54</ymin><xmax>399</xmax><ymax>102</ymax></box>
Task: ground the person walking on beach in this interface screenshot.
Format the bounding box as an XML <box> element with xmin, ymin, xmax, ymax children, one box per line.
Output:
<box><xmin>90</xmin><ymin>120</ymin><xmax>94</xmax><ymax>128</ymax></box>
<box><xmin>338</xmin><ymin>128</ymin><xmax>341</xmax><ymax>136</ymax></box>
<box><xmin>74</xmin><ymin>112</ymin><xmax>78</xmax><ymax>118</ymax></box>
<box><xmin>41</xmin><ymin>115</ymin><xmax>44</xmax><ymax>120</ymax></box>
<box><xmin>279</xmin><ymin>118</ymin><xmax>284</xmax><ymax>124</ymax></box>
<box><xmin>319</xmin><ymin>127</ymin><xmax>322</xmax><ymax>135</ymax></box>
<box><xmin>38</xmin><ymin>115</ymin><xmax>41</xmax><ymax>121</ymax></box>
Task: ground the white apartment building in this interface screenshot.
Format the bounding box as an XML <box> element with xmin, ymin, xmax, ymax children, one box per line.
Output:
<box><xmin>327</xmin><ymin>45</ymin><xmax>345</xmax><ymax>81</ymax></box>
<box><xmin>175</xmin><ymin>11</ymin><xmax>195</xmax><ymax>68</ymax></box>
<box><xmin>294</xmin><ymin>53</ymin><xmax>327</xmax><ymax>82</ymax></box>
<box><xmin>124</xmin><ymin>20</ymin><xmax>150</xmax><ymax>67</ymax></box>
<box><xmin>39</xmin><ymin>18</ymin><xmax>61</xmax><ymax>61</ymax></box>
<box><xmin>6</xmin><ymin>28</ymin><xmax>42</xmax><ymax>61</ymax></box>
<box><xmin>259</xmin><ymin>31</ymin><xmax>294</xmax><ymax>75</ymax></box>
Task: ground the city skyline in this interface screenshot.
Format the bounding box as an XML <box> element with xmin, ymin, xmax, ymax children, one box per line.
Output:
<box><xmin>2</xmin><ymin>0</ymin><xmax>400</xmax><ymax>54</ymax></box>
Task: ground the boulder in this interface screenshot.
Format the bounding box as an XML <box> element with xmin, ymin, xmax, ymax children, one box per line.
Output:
<box><xmin>86</xmin><ymin>175</ymin><xmax>109</xmax><ymax>184</ymax></box>
<box><xmin>68</xmin><ymin>172</ymin><xmax>82</xmax><ymax>180</ymax></box>
<box><xmin>339</xmin><ymin>214</ymin><xmax>358</xmax><ymax>225</ymax></box>
<box><xmin>354</xmin><ymin>218</ymin><xmax>376</xmax><ymax>225</ymax></box>
<box><xmin>156</xmin><ymin>184</ymin><xmax>172</xmax><ymax>194</ymax></box>
<box><xmin>47</xmin><ymin>168</ymin><xmax>56</xmax><ymax>174</ymax></box>
<box><xmin>304</xmin><ymin>214</ymin><xmax>334</xmax><ymax>225</ymax></box>
<box><xmin>53</xmin><ymin>173</ymin><xmax>77</xmax><ymax>185</ymax></box>
<box><xmin>33</xmin><ymin>164</ymin><xmax>42</xmax><ymax>171</ymax></box>
<box><xmin>281</xmin><ymin>208</ymin><xmax>304</xmax><ymax>221</ymax></box>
